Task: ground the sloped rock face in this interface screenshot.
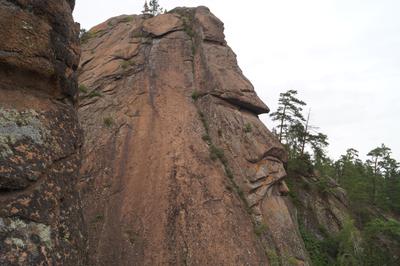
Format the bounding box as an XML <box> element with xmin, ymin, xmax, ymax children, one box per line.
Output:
<box><xmin>0</xmin><ymin>0</ymin><xmax>86</xmax><ymax>265</ymax></box>
<box><xmin>288</xmin><ymin>174</ymin><xmax>351</xmax><ymax>237</ymax></box>
<box><xmin>79</xmin><ymin>7</ymin><xmax>309</xmax><ymax>265</ymax></box>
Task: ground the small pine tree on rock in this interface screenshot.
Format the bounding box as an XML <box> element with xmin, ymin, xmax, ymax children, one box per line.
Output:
<box><xmin>142</xmin><ymin>0</ymin><xmax>150</xmax><ymax>15</ymax></box>
<box><xmin>270</xmin><ymin>90</ymin><xmax>306</xmax><ymax>142</ymax></box>
<box><xmin>148</xmin><ymin>0</ymin><xmax>163</xmax><ymax>16</ymax></box>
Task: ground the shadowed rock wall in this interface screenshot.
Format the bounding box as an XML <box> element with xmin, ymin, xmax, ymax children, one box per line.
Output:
<box><xmin>0</xmin><ymin>0</ymin><xmax>86</xmax><ymax>265</ymax></box>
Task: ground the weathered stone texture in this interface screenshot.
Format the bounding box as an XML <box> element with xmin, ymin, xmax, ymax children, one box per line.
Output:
<box><xmin>78</xmin><ymin>7</ymin><xmax>309</xmax><ymax>266</ymax></box>
<box><xmin>0</xmin><ymin>0</ymin><xmax>86</xmax><ymax>265</ymax></box>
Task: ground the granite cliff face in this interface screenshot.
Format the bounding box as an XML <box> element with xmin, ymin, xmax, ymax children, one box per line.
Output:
<box><xmin>0</xmin><ymin>0</ymin><xmax>86</xmax><ymax>265</ymax></box>
<box><xmin>78</xmin><ymin>7</ymin><xmax>310</xmax><ymax>265</ymax></box>
<box><xmin>0</xmin><ymin>3</ymin><xmax>353</xmax><ymax>265</ymax></box>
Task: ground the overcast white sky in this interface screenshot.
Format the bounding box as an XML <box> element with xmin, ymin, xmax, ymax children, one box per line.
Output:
<box><xmin>74</xmin><ymin>0</ymin><xmax>400</xmax><ymax>161</ymax></box>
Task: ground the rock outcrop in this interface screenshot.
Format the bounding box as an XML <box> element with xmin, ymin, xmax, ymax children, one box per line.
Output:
<box><xmin>0</xmin><ymin>0</ymin><xmax>86</xmax><ymax>265</ymax></box>
<box><xmin>1</xmin><ymin>2</ymin><xmax>354</xmax><ymax>264</ymax></box>
<box><xmin>288</xmin><ymin>173</ymin><xmax>351</xmax><ymax>237</ymax></box>
<box><xmin>78</xmin><ymin>7</ymin><xmax>309</xmax><ymax>265</ymax></box>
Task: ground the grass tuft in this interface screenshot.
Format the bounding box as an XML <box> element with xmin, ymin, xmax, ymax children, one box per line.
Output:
<box><xmin>103</xmin><ymin>117</ymin><xmax>113</xmax><ymax>128</ymax></box>
<box><xmin>244</xmin><ymin>123</ymin><xmax>252</xmax><ymax>133</ymax></box>
<box><xmin>79</xmin><ymin>84</ymin><xmax>88</xmax><ymax>93</ymax></box>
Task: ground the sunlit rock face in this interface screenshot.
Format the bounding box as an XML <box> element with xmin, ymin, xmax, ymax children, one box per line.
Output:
<box><xmin>78</xmin><ymin>6</ymin><xmax>310</xmax><ymax>265</ymax></box>
<box><xmin>0</xmin><ymin>0</ymin><xmax>86</xmax><ymax>265</ymax></box>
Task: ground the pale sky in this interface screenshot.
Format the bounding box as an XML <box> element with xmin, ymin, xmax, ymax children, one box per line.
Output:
<box><xmin>74</xmin><ymin>0</ymin><xmax>400</xmax><ymax>161</ymax></box>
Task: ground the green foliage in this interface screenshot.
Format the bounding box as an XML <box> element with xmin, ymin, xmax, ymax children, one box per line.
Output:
<box><xmin>244</xmin><ymin>123</ymin><xmax>252</xmax><ymax>133</ymax></box>
<box><xmin>191</xmin><ymin>90</ymin><xmax>200</xmax><ymax>101</ymax></box>
<box><xmin>254</xmin><ymin>223</ymin><xmax>268</xmax><ymax>236</ymax></box>
<box><xmin>336</xmin><ymin>218</ymin><xmax>363</xmax><ymax>266</ymax></box>
<box><xmin>287</xmin><ymin>155</ymin><xmax>313</xmax><ymax>176</ymax></box>
<box><xmin>270</xmin><ymin>90</ymin><xmax>306</xmax><ymax>142</ymax></box>
<box><xmin>209</xmin><ymin>144</ymin><xmax>225</xmax><ymax>161</ymax></box>
<box><xmin>287</xmin><ymin>256</ymin><xmax>298</xmax><ymax>265</ymax></box>
<box><xmin>270</xmin><ymin>90</ymin><xmax>329</xmax><ymax>164</ymax></box>
<box><xmin>121</xmin><ymin>60</ymin><xmax>135</xmax><ymax>69</ymax></box>
<box><xmin>87</xmin><ymin>91</ymin><xmax>102</xmax><ymax>98</ymax></box>
<box><xmin>80</xmin><ymin>29</ymin><xmax>93</xmax><ymax>44</ymax></box>
<box><xmin>78</xmin><ymin>84</ymin><xmax>88</xmax><ymax>93</ymax></box>
<box><xmin>103</xmin><ymin>117</ymin><xmax>113</xmax><ymax>128</ymax></box>
<box><xmin>198</xmin><ymin>111</ymin><xmax>209</xmax><ymax>133</ymax></box>
<box><xmin>183</xmin><ymin>23</ymin><xmax>195</xmax><ymax>38</ymax></box>
<box><xmin>92</xmin><ymin>214</ymin><xmax>104</xmax><ymax>223</ymax></box>
<box><xmin>145</xmin><ymin>0</ymin><xmax>163</xmax><ymax>16</ymax></box>
<box><xmin>299</xmin><ymin>221</ymin><xmax>334</xmax><ymax>265</ymax></box>
<box><xmin>314</xmin><ymin>178</ymin><xmax>333</xmax><ymax>195</ymax></box>
<box><xmin>195</xmin><ymin>108</ymin><xmax>249</xmax><ymax>216</ymax></box>
<box><xmin>201</xmin><ymin>134</ymin><xmax>211</xmax><ymax>142</ymax></box>
<box><xmin>266</xmin><ymin>249</ymin><xmax>280</xmax><ymax>266</ymax></box>
<box><xmin>361</xmin><ymin>218</ymin><xmax>400</xmax><ymax>265</ymax></box>
<box><xmin>80</xmin><ymin>29</ymin><xmax>104</xmax><ymax>44</ymax></box>
<box><xmin>131</xmin><ymin>30</ymin><xmax>146</xmax><ymax>38</ymax></box>
<box><xmin>191</xmin><ymin>43</ymin><xmax>196</xmax><ymax>55</ymax></box>
<box><xmin>270</xmin><ymin>90</ymin><xmax>400</xmax><ymax>265</ymax></box>
<box><xmin>364</xmin><ymin>218</ymin><xmax>400</xmax><ymax>241</ymax></box>
<box><xmin>225</xmin><ymin>167</ymin><xmax>234</xmax><ymax>179</ymax></box>
<box><xmin>120</xmin><ymin>16</ymin><xmax>133</xmax><ymax>23</ymax></box>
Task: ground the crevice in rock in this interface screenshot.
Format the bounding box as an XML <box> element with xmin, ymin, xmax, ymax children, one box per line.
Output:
<box><xmin>203</xmin><ymin>39</ymin><xmax>226</xmax><ymax>46</ymax></box>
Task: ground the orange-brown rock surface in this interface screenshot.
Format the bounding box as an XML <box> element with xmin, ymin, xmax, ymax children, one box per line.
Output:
<box><xmin>0</xmin><ymin>0</ymin><xmax>86</xmax><ymax>265</ymax></box>
<box><xmin>78</xmin><ymin>7</ymin><xmax>310</xmax><ymax>265</ymax></box>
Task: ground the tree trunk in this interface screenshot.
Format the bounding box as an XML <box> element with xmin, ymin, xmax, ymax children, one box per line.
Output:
<box><xmin>278</xmin><ymin>104</ymin><xmax>287</xmax><ymax>142</ymax></box>
<box><xmin>300</xmin><ymin>110</ymin><xmax>311</xmax><ymax>157</ymax></box>
<box><xmin>372</xmin><ymin>158</ymin><xmax>378</xmax><ymax>204</ymax></box>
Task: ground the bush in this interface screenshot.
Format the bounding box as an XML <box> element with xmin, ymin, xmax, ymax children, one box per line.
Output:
<box><xmin>209</xmin><ymin>144</ymin><xmax>224</xmax><ymax>161</ymax></box>
<box><xmin>299</xmin><ymin>223</ymin><xmax>331</xmax><ymax>265</ymax></box>
<box><xmin>336</xmin><ymin>218</ymin><xmax>363</xmax><ymax>266</ymax></box>
<box><xmin>266</xmin><ymin>249</ymin><xmax>280</xmax><ymax>266</ymax></box>
<box><xmin>364</xmin><ymin>218</ymin><xmax>400</xmax><ymax>240</ymax></box>
<box><xmin>120</xmin><ymin>16</ymin><xmax>133</xmax><ymax>23</ymax></box>
<box><xmin>191</xmin><ymin>90</ymin><xmax>200</xmax><ymax>101</ymax></box>
<box><xmin>121</xmin><ymin>60</ymin><xmax>135</xmax><ymax>69</ymax></box>
<box><xmin>79</xmin><ymin>84</ymin><xmax>88</xmax><ymax>93</ymax></box>
<box><xmin>254</xmin><ymin>223</ymin><xmax>268</xmax><ymax>236</ymax></box>
<box><xmin>244</xmin><ymin>123</ymin><xmax>252</xmax><ymax>133</ymax></box>
<box><xmin>80</xmin><ymin>30</ymin><xmax>101</xmax><ymax>44</ymax></box>
<box><xmin>201</xmin><ymin>134</ymin><xmax>211</xmax><ymax>142</ymax></box>
<box><xmin>287</xmin><ymin>156</ymin><xmax>313</xmax><ymax>176</ymax></box>
<box><xmin>361</xmin><ymin>218</ymin><xmax>400</xmax><ymax>265</ymax></box>
<box><xmin>103</xmin><ymin>117</ymin><xmax>113</xmax><ymax>128</ymax></box>
<box><xmin>87</xmin><ymin>91</ymin><xmax>102</xmax><ymax>98</ymax></box>
<box><xmin>198</xmin><ymin>111</ymin><xmax>209</xmax><ymax>133</ymax></box>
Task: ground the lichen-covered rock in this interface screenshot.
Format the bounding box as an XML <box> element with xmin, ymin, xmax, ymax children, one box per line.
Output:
<box><xmin>78</xmin><ymin>7</ymin><xmax>309</xmax><ymax>265</ymax></box>
<box><xmin>0</xmin><ymin>0</ymin><xmax>86</xmax><ymax>265</ymax></box>
<box><xmin>290</xmin><ymin>174</ymin><xmax>351</xmax><ymax>237</ymax></box>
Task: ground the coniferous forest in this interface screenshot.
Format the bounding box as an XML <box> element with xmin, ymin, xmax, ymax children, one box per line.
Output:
<box><xmin>271</xmin><ymin>90</ymin><xmax>400</xmax><ymax>265</ymax></box>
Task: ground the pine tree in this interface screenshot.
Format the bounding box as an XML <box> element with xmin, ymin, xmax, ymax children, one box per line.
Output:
<box><xmin>298</xmin><ymin>109</ymin><xmax>328</xmax><ymax>159</ymax></box>
<box><xmin>270</xmin><ymin>90</ymin><xmax>306</xmax><ymax>142</ymax></box>
<box><xmin>367</xmin><ymin>144</ymin><xmax>391</xmax><ymax>204</ymax></box>
<box><xmin>148</xmin><ymin>0</ymin><xmax>163</xmax><ymax>16</ymax></box>
<box><xmin>309</xmin><ymin>132</ymin><xmax>329</xmax><ymax>165</ymax></box>
<box><xmin>142</xmin><ymin>0</ymin><xmax>150</xmax><ymax>14</ymax></box>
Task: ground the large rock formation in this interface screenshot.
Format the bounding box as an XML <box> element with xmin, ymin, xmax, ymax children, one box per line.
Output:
<box><xmin>0</xmin><ymin>1</ymin><xmax>363</xmax><ymax>265</ymax></box>
<box><xmin>0</xmin><ymin>0</ymin><xmax>86</xmax><ymax>265</ymax></box>
<box><xmin>78</xmin><ymin>7</ymin><xmax>310</xmax><ymax>265</ymax></box>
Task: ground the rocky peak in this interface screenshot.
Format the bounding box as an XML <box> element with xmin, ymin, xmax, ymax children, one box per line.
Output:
<box><xmin>1</xmin><ymin>3</ymin><xmax>354</xmax><ymax>265</ymax></box>
<box><xmin>78</xmin><ymin>7</ymin><xmax>308</xmax><ymax>265</ymax></box>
